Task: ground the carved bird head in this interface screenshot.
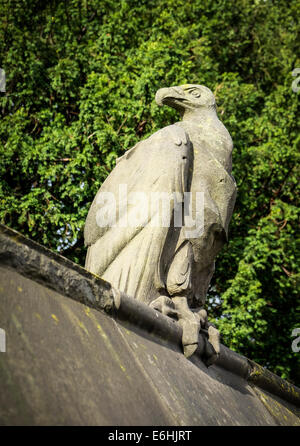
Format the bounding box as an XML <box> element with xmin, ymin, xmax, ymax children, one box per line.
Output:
<box><xmin>155</xmin><ymin>84</ymin><xmax>216</xmax><ymax>113</ymax></box>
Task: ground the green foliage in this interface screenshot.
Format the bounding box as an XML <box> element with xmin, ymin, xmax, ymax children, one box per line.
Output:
<box><xmin>0</xmin><ymin>0</ymin><xmax>299</xmax><ymax>383</ymax></box>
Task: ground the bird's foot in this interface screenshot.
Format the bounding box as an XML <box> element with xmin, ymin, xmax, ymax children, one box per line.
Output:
<box><xmin>174</xmin><ymin>303</ymin><xmax>221</xmax><ymax>364</ymax></box>
<box><xmin>172</xmin><ymin>296</ymin><xmax>200</xmax><ymax>358</ymax></box>
<box><xmin>204</xmin><ymin>325</ymin><xmax>220</xmax><ymax>366</ymax></box>
<box><xmin>193</xmin><ymin>308</ymin><xmax>220</xmax><ymax>366</ymax></box>
<box><xmin>150</xmin><ymin>296</ymin><xmax>220</xmax><ymax>365</ymax></box>
<box><xmin>150</xmin><ymin>296</ymin><xmax>199</xmax><ymax>356</ymax></box>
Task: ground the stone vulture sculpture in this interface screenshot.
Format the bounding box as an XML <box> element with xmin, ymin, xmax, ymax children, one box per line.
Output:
<box><xmin>84</xmin><ymin>84</ymin><xmax>237</xmax><ymax>362</ymax></box>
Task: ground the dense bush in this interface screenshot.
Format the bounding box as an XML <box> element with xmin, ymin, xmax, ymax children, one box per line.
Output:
<box><xmin>0</xmin><ymin>0</ymin><xmax>299</xmax><ymax>384</ymax></box>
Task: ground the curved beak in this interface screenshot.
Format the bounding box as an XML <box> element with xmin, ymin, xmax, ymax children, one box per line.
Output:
<box><xmin>155</xmin><ymin>86</ymin><xmax>187</xmax><ymax>110</ymax></box>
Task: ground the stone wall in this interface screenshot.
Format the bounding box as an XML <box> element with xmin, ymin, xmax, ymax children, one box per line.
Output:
<box><xmin>0</xmin><ymin>224</ymin><xmax>299</xmax><ymax>425</ymax></box>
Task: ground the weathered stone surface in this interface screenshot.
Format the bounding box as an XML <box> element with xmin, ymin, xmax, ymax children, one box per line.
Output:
<box><xmin>84</xmin><ymin>84</ymin><xmax>237</xmax><ymax>358</ymax></box>
<box><xmin>0</xmin><ymin>224</ymin><xmax>115</xmax><ymax>314</ymax></box>
<box><xmin>0</xmin><ymin>224</ymin><xmax>299</xmax><ymax>426</ymax></box>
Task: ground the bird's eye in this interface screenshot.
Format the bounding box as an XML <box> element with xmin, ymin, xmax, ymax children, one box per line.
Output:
<box><xmin>191</xmin><ymin>90</ymin><xmax>201</xmax><ymax>98</ymax></box>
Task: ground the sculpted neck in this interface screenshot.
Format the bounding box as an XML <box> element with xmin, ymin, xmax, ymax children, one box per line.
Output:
<box><xmin>182</xmin><ymin>105</ymin><xmax>217</xmax><ymax>123</ymax></box>
<box><xmin>179</xmin><ymin>104</ymin><xmax>233</xmax><ymax>172</ymax></box>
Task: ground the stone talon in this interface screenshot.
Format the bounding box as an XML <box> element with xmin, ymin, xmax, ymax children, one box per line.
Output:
<box><xmin>194</xmin><ymin>308</ymin><xmax>208</xmax><ymax>328</ymax></box>
<box><xmin>150</xmin><ymin>297</ymin><xmax>220</xmax><ymax>363</ymax></box>
<box><xmin>149</xmin><ymin>295</ymin><xmax>178</xmax><ymax>318</ymax></box>
<box><xmin>179</xmin><ymin>317</ymin><xmax>200</xmax><ymax>347</ymax></box>
<box><xmin>207</xmin><ymin>325</ymin><xmax>220</xmax><ymax>355</ymax></box>
<box><xmin>201</xmin><ymin>325</ymin><xmax>220</xmax><ymax>366</ymax></box>
<box><xmin>183</xmin><ymin>344</ymin><xmax>198</xmax><ymax>358</ymax></box>
<box><xmin>150</xmin><ymin>295</ymin><xmax>201</xmax><ymax>357</ymax></box>
<box><xmin>172</xmin><ymin>296</ymin><xmax>201</xmax><ymax>358</ymax></box>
